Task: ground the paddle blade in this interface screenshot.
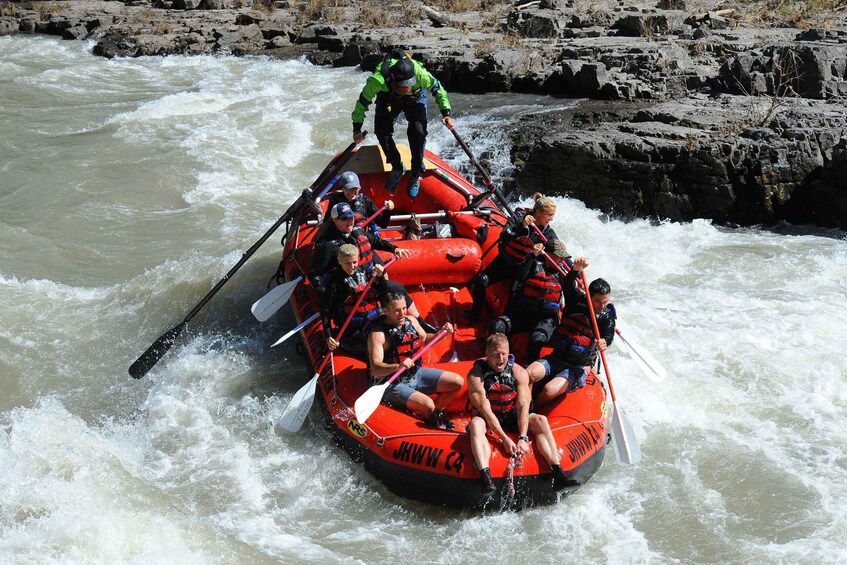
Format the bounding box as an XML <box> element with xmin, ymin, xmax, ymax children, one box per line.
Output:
<box><xmin>621</xmin><ymin>333</ymin><xmax>667</xmax><ymax>383</ymax></box>
<box><xmin>353</xmin><ymin>383</ymin><xmax>389</xmax><ymax>424</ymax></box>
<box><xmin>276</xmin><ymin>373</ymin><xmax>319</xmax><ymax>433</ymax></box>
<box><xmin>610</xmin><ymin>402</ymin><xmax>642</xmax><ymax>465</ymax></box>
<box><xmin>251</xmin><ymin>276</ymin><xmax>302</xmax><ymax>322</ymax></box>
<box><xmin>128</xmin><ymin>322</ymin><xmax>186</xmax><ymax>379</ymax></box>
<box><xmin>271</xmin><ymin>312</ymin><xmax>320</xmax><ymax>348</ymax></box>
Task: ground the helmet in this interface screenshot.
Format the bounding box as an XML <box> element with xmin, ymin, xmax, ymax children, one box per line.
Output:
<box><xmin>390</xmin><ymin>58</ymin><xmax>416</xmax><ymax>87</ymax></box>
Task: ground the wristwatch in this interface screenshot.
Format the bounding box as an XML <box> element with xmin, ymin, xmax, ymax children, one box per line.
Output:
<box><xmin>518</xmin><ymin>435</ymin><xmax>529</xmax><ymax>442</ymax></box>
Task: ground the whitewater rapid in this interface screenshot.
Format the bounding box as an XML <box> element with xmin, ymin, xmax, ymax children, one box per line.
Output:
<box><xmin>1</xmin><ymin>35</ymin><xmax>846</xmax><ymax>564</ymax></box>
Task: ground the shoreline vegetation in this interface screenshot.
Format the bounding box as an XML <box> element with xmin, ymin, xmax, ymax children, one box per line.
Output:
<box><xmin>2</xmin><ymin>0</ymin><xmax>846</xmax><ymax>229</ymax></box>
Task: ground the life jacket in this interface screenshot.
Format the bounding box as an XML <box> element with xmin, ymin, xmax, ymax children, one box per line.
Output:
<box><xmin>554</xmin><ymin>312</ymin><xmax>595</xmax><ymax>365</ymax></box>
<box><xmin>340</xmin><ymin>269</ymin><xmax>380</xmax><ymax>324</ymax></box>
<box><xmin>473</xmin><ymin>355</ymin><xmax>517</xmax><ymax>415</ymax></box>
<box><xmin>378</xmin><ymin>318</ymin><xmax>423</xmax><ymax>367</ymax></box>
<box><xmin>503</xmin><ymin>234</ymin><xmax>535</xmax><ymax>262</ymax></box>
<box><xmin>521</xmin><ymin>269</ymin><xmax>562</xmax><ymax>313</ymax></box>
<box><xmin>344</xmin><ymin>228</ymin><xmax>373</xmax><ymax>267</ymax></box>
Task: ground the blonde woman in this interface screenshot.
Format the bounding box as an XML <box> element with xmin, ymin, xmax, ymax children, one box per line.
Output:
<box><xmin>466</xmin><ymin>193</ymin><xmax>559</xmax><ymax>321</ymax></box>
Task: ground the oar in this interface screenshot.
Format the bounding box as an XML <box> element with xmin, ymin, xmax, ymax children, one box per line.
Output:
<box><xmin>359</xmin><ymin>204</ymin><xmax>388</xmax><ymax>228</ymax></box>
<box><xmin>614</xmin><ymin>323</ymin><xmax>667</xmax><ymax>383</ymax></box>
<box><xmin>582</xmin><ymin>270</ymin><xmax>641</xmax><ymax>465</ymax></box>
<box><xmin>271</xmin><ymin>312</ymin><xmax>319</xmax><ymax>348</ymax></box>
<box><xmin>277</xmin><ymin>258</ymin><xmax>396</xmax><ymax>433</ymax></box>
<box><xmin>129</xmin><ymin>139</ymin><xmax>366</xmax><ymax>380</ymax></box>
<box><xmin>530</xmin><ymin>224</ymin><xmax>666</xmax><ymax>384</ymax></box>
<box><xmin>354</xmin><ymin>329</ymin><xmax>448</xmax><ymax>424</ymax></box>
<box><xmin>250</xmin><ymin>204</ymin><xmax>388</xmax><ymax>322</ymax></box>
<box><xmin>251</xmin><ymin>276</ymin><xmax>303</xmax><ymax>322</ymax></box>
<box><xmin>449</xmin><ymin>128</ymin><xmax>515</xmax><ymax>216</ymax></box>
<box><xmin>129</xmin><ymin>189</ymin><xmax>314</xmax><ymax>379</ymax></box>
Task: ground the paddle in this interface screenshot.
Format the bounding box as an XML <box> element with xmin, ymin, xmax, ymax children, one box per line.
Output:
<box><xmin>354</xmin><ymin>329</ymin><xmax>448</xmax><ymax>424</ymax></box>
<box><xmin>129</xmin><ymin>139</ymin><xmax>364</xmax><ymax>380</ymax></box>
<box><xmin>129</xmin><ymin>190</ymin><xmax>313</xmax><ymax>379</ymax></box>
<box><xmin>530</xmin><ymin>224</ymin><xmax>666</xmax><ymax>383</ymax></box>
<box><xmin>449</xmin><ymin>128</ymin><xmax>515</xmax><ymax>216</ymax></box>
<box><xmin>359</xmin><ymin>204</ymin><xmax>388</xmax><ymax>228</ymax></box>
<box><xmin>582</xmin><ymin>270</ymin><xmax>641</xmax><ymax>465</ymax></box>
<box><xmin>251</xmin><ymin>276</ymin><xmax>303</xmax><ymax>322</ymax></box>
<box><xmin>271</xmin><ymin>311</ymin><xmax>319</xmax><ymax>348</ymax></box>
<box><xmin>250</xmin><ymin>203</ymin><xmax>387</xmax><ymax>323</ymax></box>
<box><xmin>277</xmin><ymin>258</ymin><xmax>396</xmax><ymax>433</ymax></box>
<box><xmin>613</xmin><ymin>322</ymin><xmax>667</xmax><ymax>383</ymax></box>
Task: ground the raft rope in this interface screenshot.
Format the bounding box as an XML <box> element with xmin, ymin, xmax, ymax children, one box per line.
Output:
<box><xmin>506</xmin><ymin>456</ymin><xmax>518</xmax><ymax>500</ymax></box>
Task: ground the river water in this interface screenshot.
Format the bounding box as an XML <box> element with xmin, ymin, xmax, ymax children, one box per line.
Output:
<box><xmin>1</xmin><ymin>36</ymin><xmax>846</xmax><ymax>564</ymax></box>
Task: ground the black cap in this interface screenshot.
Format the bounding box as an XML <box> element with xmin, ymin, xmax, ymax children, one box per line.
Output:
<box><xmin>390</xmin><ymin>58</ymin><xmax>416</xmax><ymax>87</ymax></box>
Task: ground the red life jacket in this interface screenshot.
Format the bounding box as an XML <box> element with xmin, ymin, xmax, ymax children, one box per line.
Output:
<box><xmin>555</xmin><ymin>312</ymin><xmax>595</xmax><ymax>364</ymax></box>
<box><xmin>350</xmin><ymin>229</ymin><xmax>374</xmax><ymax>267</ymax></box>
<box><xmin>503</xmin><ymin>235</ymin><xmax>535</xmax><ymax>262</ymax></box>
<box><xmin>521</xmin><ymin>270</ymin><xmax>562</xmax><ymax>313</ymax></box>
<box><xmin>473</xmin><ymin>355</ymin><xmax>517</xmax><ymax>415</ymax></box>
<box><xmin>379</xmin><ymin>318</ymin><xmax>423</xmax><ymax>366</ymax></box>
<box><xmin>340</xmin><ymin>270</ymin><xmax>379</xmax><ymax>323</ymax></box>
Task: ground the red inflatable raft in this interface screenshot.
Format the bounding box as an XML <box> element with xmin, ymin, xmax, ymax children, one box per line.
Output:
<box><xmin>278</xmin><ymin>143</ymin><xmax>609</xmax><ymax>510</ymax></box>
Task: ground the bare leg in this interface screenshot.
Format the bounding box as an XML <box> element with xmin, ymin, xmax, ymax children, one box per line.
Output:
<box><xmin>534</xmin><ymin>376</ymin><xmax>569</xmax><ymax>408</ymax></box>
<box><xmin>433</xmin><ymin>371</ymin><xmax>464</xmax><ymax>411</ymax></box>
<box><xmin>467</xmin><ymin>416</ymin><xmax>491</xmax><ymax>472</ymax></box>
<box><xmin>528</xmin><ymin>414</ymin><xmax>560</xmax><ymax>467</ymax></box>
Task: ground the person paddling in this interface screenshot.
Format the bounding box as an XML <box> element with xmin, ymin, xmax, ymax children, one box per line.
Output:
<box><xmin>526</xmin><ymin>257</ymin><xmax>616</xmax><ymax>407</ymax></box>
<box><xmin>367</xmin><ymin>291</ymin><xmax>463</xmax><ymax>429</ymax></box>
<box><xmin>325</xmin><ymin>171</ymin><xmax>394</xmax><ymax>235</ymax></box>
<box><xmin>466</xmin><ymin>193</ymin><xmax>559</xmax><ymax>321</ymax></box>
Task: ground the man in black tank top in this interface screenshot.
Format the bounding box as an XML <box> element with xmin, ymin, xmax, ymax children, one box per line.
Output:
<box><xmin>367</xmin><ymin>291</ymin><xmax>463</xmax><ymax>429</ymax></box>
<box><xmin>466</xmin><ymin>333</ymin><xmax>570</xmax><ymax>496</ymax></box>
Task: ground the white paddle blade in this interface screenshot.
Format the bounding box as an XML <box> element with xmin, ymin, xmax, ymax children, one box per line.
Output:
<box><xmin>276</xmin><ymin>373</ymin><xmax>318</xmax><ymax>433</ymax></box>
<box><xmin>353</xmin><ymin>383</ymin><xmax>389</xmax><ymax>424</ymax></box>
<box><xmin>610</xmin><ymin>402</ymin><xmax>641</xmax><ymax>465</ymax></box>
<box><xmin>271</xmin><ymin>312</ymin><xmax>319</xmax><ymax>348</ymax></box>
<box><xmin>251</xmin><ymin>276</ymin><xmax>303</xmax><ymax>322</ymax></box>
<box><xmin>620</xmin><ymin>333</ymin><xmax>667</xmax><ymax>383</ymax></box>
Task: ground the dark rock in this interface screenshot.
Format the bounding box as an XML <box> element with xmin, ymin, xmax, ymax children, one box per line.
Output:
<box><xmin>62</xmin><ymin>24</ymin><xmax>88</xmax><ymax>40</ymax></box>
<box><xmin>612</xmin><ymin>13</ymin><xmax>669</xmax><ymax>37</ymax></box>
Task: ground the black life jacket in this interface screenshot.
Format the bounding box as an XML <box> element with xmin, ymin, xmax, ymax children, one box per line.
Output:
<box><xmin>378</xmin><ymin>318</ymin><xmax>423</xmax><ymax>367</ymax></box>
<box><xmin>473</xmin><ymin>355</ymin><xmax>517</xmax><ymax>415</ymax></box>
<box><xmin>521</xmin><ymin>269</ymin><xmax>562</xmax><ymax>313</ymax></box>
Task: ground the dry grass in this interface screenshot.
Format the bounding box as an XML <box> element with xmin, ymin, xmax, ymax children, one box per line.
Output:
<box><xmin>252</xmin><ymin>0</ymin><xmax>276</xmax><ymax>14</ymax></box>
<box><xmin>742</xmin><ymin>0</ymin><xmax>847</xmax><ymax>27</ymax></box>
<box><xmin>0</xmin><ymin>0</ymin><xmax>19</xmax><ymax>17</ymax></box>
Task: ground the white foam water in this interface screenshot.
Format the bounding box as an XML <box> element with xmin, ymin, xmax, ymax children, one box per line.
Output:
<box><xmin>1</xmin><ymin>35</ymin><xmax>846</xmax><ymax>564</ymax></box>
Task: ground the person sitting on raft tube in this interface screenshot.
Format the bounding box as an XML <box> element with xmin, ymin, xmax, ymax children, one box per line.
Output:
<box><xmin>466</xmin><ymin>193</ymin><xmax>559</xmax><ymax>321</ymax></box>
<box><xmin>527</xmin><ymin>257</ymin><xmax>616</xmax><ymax>407</ymax></box>
<box><xmin>466</xmin><ymin>333</ymin><xmax>571</xmax><ymax>496</ymax></box>
<box><xmin>308</xmin><ymin>201</ymin><xmax>411</xmax><ymax>291</ymax></box>
<box><xmin>367</xmin><ymin>291</ymin><xmax>463</xmax><ymax>430</ymax></box>
<box><xmin>488</xmin><ymin>239</ymin><xmax>571</xmax><ymax>364</ymax></box>
<box><xmin>325</xmin><ymin>171</ymin><xmax>394</xmax><ymax>235</ymax></box>
<box><xmin>352</xmin><ymin>50</ymin><xmax>455</xmax><ymax>199</ymax></box>
<box><xmin>319</xmin><ymin>244</ymin><xmax>390</xmax><ymax>355</ymax></box>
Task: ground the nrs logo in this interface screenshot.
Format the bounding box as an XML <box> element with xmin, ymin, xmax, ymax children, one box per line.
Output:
<box><xmin>347</xmin><ymin>419</ymin><xmax>368</xmax><ymax>438</ymax></box>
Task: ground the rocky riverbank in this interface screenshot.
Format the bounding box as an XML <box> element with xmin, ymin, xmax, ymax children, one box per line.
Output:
<box><xmin>2</xmin><ymin>0</ymin><xmax>846</xmax><ymax>228</ymax></box>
